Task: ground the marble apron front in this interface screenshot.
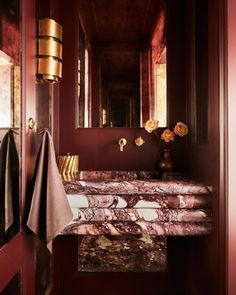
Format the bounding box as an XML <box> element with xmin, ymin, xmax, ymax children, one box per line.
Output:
<box><xmin>60</xmin><ymin>171</ymin><xmax>212</xmax><ymax>272</ymax></box>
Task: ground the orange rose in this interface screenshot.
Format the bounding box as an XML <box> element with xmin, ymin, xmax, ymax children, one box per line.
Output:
<box><xmin>161</xmin><ymin>129</ymin><xmax>175</xmax><ymax>142</ymax></box>
<box><xmin>144</xmin><ymin>119</ymin><xmax>159</xmax><ymax>133</ymax></box>
<box><xmin>174</xmin><ymin>122</ymin><xmax>188</xmax><ymax>137</ymax></box>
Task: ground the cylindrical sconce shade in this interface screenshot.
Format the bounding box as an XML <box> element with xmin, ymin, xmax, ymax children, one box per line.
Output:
<box><xmin>37</xmin><ymin>57</ymin><xmax>62</xmax><ymax>82</ymax></box>
<box><xmin>37</xmin><ymin>18</ymin><xmax>62</xmax><ymax>83</ymax></box>
<box><xmin>38</xmin><ymin>39</ymin><xmax>62</xmax><ymax>59</ymax></box>
<box><xmin>38</xmin><ymin>18</ymin><xmax>62</xmax><ymax>41</ymax></box>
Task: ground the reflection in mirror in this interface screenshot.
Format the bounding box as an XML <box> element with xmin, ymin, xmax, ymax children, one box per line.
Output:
<box><xmin>0</xmin><ymin>0</ymin><xmax>21</xmax><ymax>128</ymax></box>
<box><xmin>76</xmin><ymin>0</ymin><xmax>166</xmax><ymax>128</ymax></box>
<box><xmin>101</xmin><ymin>52</ymin><xmax>140</xmax><ymax>127</ymax></box>
<box><xmin>0</xmin><ymin>0</ymin><xmax>21</xmax><ymax>247</ymax></box>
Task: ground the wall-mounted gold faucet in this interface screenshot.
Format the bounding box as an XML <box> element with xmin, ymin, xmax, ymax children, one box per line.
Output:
<box><xmin>118</xmin><ymin>138</ymin><xmax>127</xmax><ymax>152</ymax></box>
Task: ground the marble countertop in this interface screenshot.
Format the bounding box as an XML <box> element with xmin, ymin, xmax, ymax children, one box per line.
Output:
<box><xmin>64</xmin><ymin>179</ymin><xmax>212</xmax><ymax>195</ymax></box>
<box><xmin>60</xmin><ymin>171</ymin><xmax>213</xmax><ymax>272</ymax></box>
<box><xmin>61</xmin><ymin>171</ymin><xmax>212</xmax><ymax>237</ymax></box>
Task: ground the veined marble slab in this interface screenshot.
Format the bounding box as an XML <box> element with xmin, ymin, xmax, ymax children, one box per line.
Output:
<box><xmin>61</xmin><ymin>221</ymin><xmax>212</xmax><ymax>236</ymax></box>
<box><xmin>72</xmin><ymin>208</ymin><xmax>212</xmax><ymax>222</ymax></box>
<box><xmin>64</xmin><ymin>179</ymin><xmax>212</xmax><ymax>195</ymax></box>
<box><xmin>78</xmin><ymin>235</ymin><xmax>167</xmax><ymax>272</ymax></box>
<box><xmin>76</xmin><ymin>170</ymin><xmax>162</xmax><ymax>181</ymax></box>
<box><xmin>67</xmin><ymin>194</ymin><xmax>211</xmax><ymax>209</ymax></box>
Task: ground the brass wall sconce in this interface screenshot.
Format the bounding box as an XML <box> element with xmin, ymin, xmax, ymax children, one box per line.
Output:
<box><xmin>37</xmin><ymin>18</ymin><xmax>62</xmax><ymax>83</ymax></box>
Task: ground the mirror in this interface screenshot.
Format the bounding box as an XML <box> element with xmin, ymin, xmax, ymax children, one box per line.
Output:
<box><xmin>101</xmin><ymin>52</ymin><xmax>140</xmax><ymax>127</ymax></box>
<box><xmin>0</xmin><ymin>0</ymin><xmax>21</xmax><ymax>247</ymax></box>
<box><xmin>0</xmin><ymin>0</ymin><xmax>21</xmax><ymax>128</ymax></box>
<box><xmin>76</xmin><ymin>0</ymin><xmax>166</xmax><ymax>128</ymax></box>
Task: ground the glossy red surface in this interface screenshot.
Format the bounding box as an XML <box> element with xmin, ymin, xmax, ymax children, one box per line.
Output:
<box><xmin>1</xmin><ymin>0</ymin><xmax>233</xmax><ymax>294</ymax></box>
<box><xmin>55</xmin><ymin>1</ymin><xmax>228</xmax><ymax>295</ymax></box>
<box><xmin>58</xmin><ymin>0</ymin><xmax>187</xmax><ymax>171</ymax></box>
<box><xmin>228</xmin><ymin>0</ymin><xmax>236</xmax><ymax>293</ymax></box>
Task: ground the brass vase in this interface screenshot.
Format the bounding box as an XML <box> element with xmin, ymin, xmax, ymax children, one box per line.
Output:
<box><xmin>158</xmin><ymin>148</ymin><xmax>174</xmax><ymax>171</ymax></box>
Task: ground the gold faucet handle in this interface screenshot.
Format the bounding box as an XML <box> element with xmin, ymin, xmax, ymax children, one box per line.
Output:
<box><xmin>134</xmin><ymin>136</ymin><xmax>145</xmax><ymax>147</ymax></box>
<box><xmin>118</xmin><ymin>138</ymin><xmax>127</xmax><ymax>152</ymax></box>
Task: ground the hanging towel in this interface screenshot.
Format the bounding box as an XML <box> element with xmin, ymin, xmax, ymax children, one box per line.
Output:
<box><xmin>27</xmin><ymin>130</ymin><xmax>73</xmax><ymax>250</ymax></box>
<box><xmin>0</xmin><ymin>130</ymin><xmax>19</xmax><ymax>243</ymax></box>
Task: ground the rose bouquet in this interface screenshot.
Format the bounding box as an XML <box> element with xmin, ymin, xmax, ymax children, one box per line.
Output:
<box><xmin>143</xmin><ymin>119</ymin><xmax>188</xmax><ymax>171</ymax></box>
<box><xmin>144</xmin><ymin>119</ymin><xmax>188</xmax><ymax>142</ymax></box>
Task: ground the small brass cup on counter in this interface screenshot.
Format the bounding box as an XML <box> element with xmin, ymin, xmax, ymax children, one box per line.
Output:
<box><xmin>57</xmin><ymin>154</ymin><xmax>79</xmax><ymax>174</ymax></box>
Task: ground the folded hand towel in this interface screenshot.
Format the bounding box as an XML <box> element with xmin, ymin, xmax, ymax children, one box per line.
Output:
<box><xmin>0</xmin><ymin>130</ymin><xmax>19</xmax><ymax>242</ymax></box>
<box><xmin>27</xmin><ymin>130</ymin><xmax>73</xmax><ymax>250</ymax></box>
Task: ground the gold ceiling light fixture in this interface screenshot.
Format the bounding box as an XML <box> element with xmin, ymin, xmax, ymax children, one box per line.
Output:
<box><xmin>37</xmin><ymin>18</ymin><xmax>62</xmax><ymax>83</ymax></box>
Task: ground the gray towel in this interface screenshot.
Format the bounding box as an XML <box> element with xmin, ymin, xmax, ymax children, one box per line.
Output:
<box><xmin>0</xmin><ymin>129</ymin><xmax>19</xmax><ymax>244</ymax></box>
<box><xmin>27</xmin><ymin>130</ymin><xmax>73</xmax><ymax>250</ymax></box>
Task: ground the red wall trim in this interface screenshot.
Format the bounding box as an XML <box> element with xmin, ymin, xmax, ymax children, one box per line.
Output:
<box><xmin>227</xmin><ymin>0</ymin><xmax>236</xmax><ymax>293</ymax></box>
<box><xmin>0</xmin><ymin>233</ymin><xmax>35</xmax><ymax>294</ymax></box>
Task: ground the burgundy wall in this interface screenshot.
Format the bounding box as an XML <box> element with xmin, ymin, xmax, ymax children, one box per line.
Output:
<box><xmin>227</xmin><ymin>0</ymin><xmax>236</xmax><ymax>293</ymax></box>
<box><xmin>185</xmin><ymin>0</ymin><xmax>227</xmax><ymax>294</ymax></box>
<box><xmin>0</xmin><ymin>0</ymin><xmax>37</xmax><ymax>294</ymax></box>
<box><xmin>0</xmin><ymin>0</ymin><xmax>58</xmax><ymax>294</ymax></box>
<box><xmin>58</xmin><ymin>0</ymin><xmax>187</xmax><ymax>172</ymax></box>
<box><xmin>54</xmin><ymin>0</ymin><xmax>229</xmax><ymax>294</ymax></box>
<box><xmin>53</xmin><ymin>1</ymin><xmax>190</xmax><ymax>295</ymax></box>
<box><xmin>166</xmin><ymin>0</ymin><xmax>187</xmax><ymax>128</ymax></box>
<box><xmin>0</xmin><ymin>233</ymin><xmax>35</xmax><ymax>293</ymax></box>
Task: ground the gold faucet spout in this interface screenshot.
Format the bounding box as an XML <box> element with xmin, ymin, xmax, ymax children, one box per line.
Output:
<box><xmin>118</xmin><ymin>138</ymin><xmax>127</xmax><ymax>152</ymax></box>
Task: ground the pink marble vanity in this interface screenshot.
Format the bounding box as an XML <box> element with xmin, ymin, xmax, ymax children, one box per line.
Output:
<box><xmin>61</xmin><ymin>171</ymin><xmax>212</xmax><ymax>272</ymax></box>
<box><xmin>62</xmin><ymin>171</ymin><xmax>212</xmax><ymax>236</ymax></box>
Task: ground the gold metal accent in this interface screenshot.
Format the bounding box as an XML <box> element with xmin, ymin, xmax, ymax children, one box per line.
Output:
<box><xmin>38</xmin><ymin>39</ymin><xmax>62</xmax><ymax>60</ymax></box>
<box><xmin>37</xmin><ymin>18</ymin><xmax>63</xmax><ymax>83</ymax></box>
<box><xmin>28</xmin><ymin>117</ymin><xmax>37</xmax><ymax>132</ymax></box>
<box><xmin>57</xmin><ymin>154</ymin><xmax>79</xmax><ymax>174</ymax></box>
<box><xmin>38</xmin><ymin>18</ymin><xmax>62</xmax><ymax>41</ymax></box>
<box><xmin>37</xmin><ymin>57</ymin><xmax>62</xmax><ymax>81</ymax></box>
<box><xmin>134</xmin><ymin>136</ymin><xmax>145</xmax><ymax>147</ymax></box>
<box><xmin>102</xmin><ymin>109</ymin><xmax>107</xmax><ymax>126</ymax></box>
<box><xmin>118</xmin><ymin>138</ymin><xmax>127</xmax><ymax>152</ymax></box>
<box><xmin>60</xmin><ymin>173</ymin><xmax>77</xmax><ymax>182</ymax></box>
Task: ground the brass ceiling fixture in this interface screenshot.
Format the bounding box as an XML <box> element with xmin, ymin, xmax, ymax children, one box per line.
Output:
<box><xmin>37</xmin><ymin>18</ymin><xmax>62</xmax><ymax>83</ymax></box>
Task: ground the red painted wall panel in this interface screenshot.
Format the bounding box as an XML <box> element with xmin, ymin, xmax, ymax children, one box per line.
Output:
<box><xmin>58</xmin><ymin>0</ymin><xmax>187</xmax><ymax>171</ymax></box>
<box><xmin>0</xmin><ymin>0</ymin><xmax>39</xmax><ymax>294</ymax></box>
<box><xmin>185</xmin><ymin>0</ymin><xmax>227</xmax><ymax>294</ymax></box>
<box><xmin>0</xmin><ymin>233</ymin><xmax>35</xmax><ymax>293</ymax></box>
<box><xmin>228</xmin><ymin>0</ymin><xmax>236</xmax><ymax>293</ymax></box>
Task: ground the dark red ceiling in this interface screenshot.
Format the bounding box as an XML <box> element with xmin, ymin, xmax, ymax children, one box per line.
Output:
<box><xmin>77</xmin><ymin>0</ymin><xmax>165</xmax><ymax>51</ymax></box>
<box><xmin>101</xmin><ymin>52</ymin><xmax>140</xmax><ymax>81</ymax></box>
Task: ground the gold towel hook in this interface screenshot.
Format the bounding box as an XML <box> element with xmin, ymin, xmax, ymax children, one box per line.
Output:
<box><xmin>28</xmin><ymin>118</ymin><xmax>50</xmax><ymax>135</ymax></box>
<box><xmin>10</xmin><ymin>129</ymin><xmax>19</xmax><ymax>135</ymax></box>
<box><xmin>38</xmin><ymin>128</ymin><xmax>49</xmax><ymax>135</ymax></box>
<box><xmin>28</xmin><ymin>117</ymin><xmax>37</xmax><ymax>132</ymax></box>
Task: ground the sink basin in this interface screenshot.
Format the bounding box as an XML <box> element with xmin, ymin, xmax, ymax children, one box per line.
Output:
<box><xmin>63</xmin><ymin>170</ymin><xmax>212</xmax><ymax>196</ymax></box>
<box><xmin>76</xmin><ymin>170</ymin><xmax>162</xmax><ymax>181</ymax></box>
